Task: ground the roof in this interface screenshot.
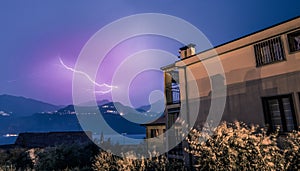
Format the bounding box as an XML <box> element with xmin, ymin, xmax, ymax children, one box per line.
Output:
<box><xmin>174</xmin><ymin>16</ymin><xmax>300</xmax><ymax>64</ymax></box>
<box><xmin>141</xmin><ymin>115</ymin><xmax>166</xmax><ymax>126</ymax></box>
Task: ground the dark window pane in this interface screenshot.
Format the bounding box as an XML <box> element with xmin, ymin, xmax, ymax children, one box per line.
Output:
<box><xmin>282</xmin><ymin>98</ymin><xmax>295</xmax><ymax>131</ymax></box>
<box><xmin>268</xmin><ymin>99</ymin><xmax>283</xmax><ymax>131</ymax></box>
<box><xmin>150</xmin><ymin>129</ymin><xmax>159</xmax><ymax>138</ymax></box>
<box><xmin>287</xmin><ymin>30</ymin><xmax>300</xmax><ymax>53</ymax></box>
<box><xmin>263</xmin><ymin>95</ymin><xmax>297</xmax><ymax>132</ymax></box>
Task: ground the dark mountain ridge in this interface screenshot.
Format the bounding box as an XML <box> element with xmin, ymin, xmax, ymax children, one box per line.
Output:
<box><xmin>0</xmin><ymin>94</ymin><xmax>60</xmax><ymax>117</ymax></box>
<box><xmin>0</xmin><ymin>95</ymin><xmax>149</xmax><ymax>144</ymax></box>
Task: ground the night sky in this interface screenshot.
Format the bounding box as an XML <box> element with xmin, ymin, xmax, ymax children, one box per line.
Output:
<box><xmin>0</xmin><ymin>1</ymin><xmax>299</xmax><ymax>107</ymax></box>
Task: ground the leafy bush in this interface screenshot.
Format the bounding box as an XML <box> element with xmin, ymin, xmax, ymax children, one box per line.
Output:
<box><xmin>93</xmin><ymin>151</ymin><xmax>174</xmax><ymax>171</ymax></box>
<box><xmin>92</xmin><ymin>150</ymin><xmax>120</xmax><ymax>171</ymax></box>
<box><xmin>185</xmin><ymin>121</ymin><xmax>285</xmax><ymax>170</ymax></box>
<box><xmin>93</xmin><ymin>121</ymin><xmax>300</xmax><ymax>170</ymax></box>
<box><xmin>282</xmin><ymin>130</ymin><xmax>300</xmax><ymax>170</ymax></box>
<box><xmin>0</xmin><ymin>148</ymin><xmax>33</xmax><ymax>170</ymax></box>
<box><xmin>35</xmin><ymin>143</ymin><xmax>98</xmax><ymax>171</ymax></box>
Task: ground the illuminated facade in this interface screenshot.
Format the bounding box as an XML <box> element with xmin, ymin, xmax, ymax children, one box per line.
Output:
<box><xmin>162</xmin><ymin>16</ymin><xmax>300</xmax><ymax>167</ymax></box>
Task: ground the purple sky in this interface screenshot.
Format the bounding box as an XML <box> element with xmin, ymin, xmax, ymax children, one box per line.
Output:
<box><xmin>0</xmin><ymin>1</ymin><xmax>299</xmax><ymax>106</ymax></box>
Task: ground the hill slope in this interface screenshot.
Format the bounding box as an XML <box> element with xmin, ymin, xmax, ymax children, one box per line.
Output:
<box><xmin>0</xmin><ymin>94</ymin><xmax>60</xmax><ymax>117</ymax></box>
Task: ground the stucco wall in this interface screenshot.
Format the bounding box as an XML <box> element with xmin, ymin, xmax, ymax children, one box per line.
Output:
<box><xmin>172</xmin><ymin>17</ymin><xmax>300</xmax><ymax>128</ymax></box>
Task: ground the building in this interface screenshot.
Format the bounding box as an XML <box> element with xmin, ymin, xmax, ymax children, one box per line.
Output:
<box><xmin>143</xmin><ymin>116</ymin><xmax>166</xmax><ymax>139</ymax></box>
<box><xmin>141</xmin><ymin>115</ymin><xmax>166</xmax><ymax>153</ymax></box>
<box><xmin>162</xmin><ymin>16</ymin><xmax>300</xmax><ymax>167</ymax></box>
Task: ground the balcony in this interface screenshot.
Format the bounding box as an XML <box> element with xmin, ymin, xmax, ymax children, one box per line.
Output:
<box><xmin>166</xmin><ymin>83</ymin><xmax>180</xmax><ymax>105</ymax></box>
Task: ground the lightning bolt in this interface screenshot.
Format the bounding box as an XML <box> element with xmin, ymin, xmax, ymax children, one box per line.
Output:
<box><xmin>59</xmin><ymin>57</ymin><xmax>117</xmax><ymax>94</ymax></box>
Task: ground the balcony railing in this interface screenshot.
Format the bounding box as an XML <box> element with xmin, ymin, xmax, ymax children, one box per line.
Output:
<box><xmin>166</xmin><ymin>85</ymin><xmax>180</xmax><ymax>104</ymax></box>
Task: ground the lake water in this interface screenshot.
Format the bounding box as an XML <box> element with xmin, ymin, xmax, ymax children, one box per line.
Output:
<box><xmin>0</xmin><ymin>136</ymin><xmax>18</xmax><ymax>145</ymax></box>
<box><xmin>0</xmin><ymin>134</ymin><xmax>146</xmax><ymax>146</ymax></box>
<box><xmin>93</xmin><ymin>134</ymin><xmax>146</xmax><ymax>145</ymax></box>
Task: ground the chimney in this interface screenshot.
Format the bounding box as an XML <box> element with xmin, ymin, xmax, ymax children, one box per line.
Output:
<box><xmin>178</xmin><ymin>43</ymin><xmax>196</xmax><ymax>59</ymax></box>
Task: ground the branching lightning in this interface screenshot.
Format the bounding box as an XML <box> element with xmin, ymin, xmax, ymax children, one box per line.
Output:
<box><xmin>59</xmin><ymin>57</ymin><xmax>117</xmax><ymax>94</ymax></box>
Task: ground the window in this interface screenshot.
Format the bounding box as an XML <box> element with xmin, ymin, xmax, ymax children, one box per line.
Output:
<box><xmin>168</xmin><ymin>112</ymin><xmax>179</xmax><ymax>128</ymax></box>
<box><xmin>165</xmin><ymin>70</ymin><xmax>180</xmax><ymax>105</ymax></box>
<box><xmin>262</xmin><ymin>95</ymin><xmax>297</xmax><ymax>132</ymax></box>
<box><xmin>254</xmin><ymin>37</ymin><xmax>285</xmax><ymax>67</ymax></box>
<box><xmin>287</xmin><ymin>30</ymin><xmax>300</xmax><ymax>53</ymax></box>
<box><xmin>150</xmin><ymin>129</ymin><xmax>159</xmax><ymax>138</ymax></box>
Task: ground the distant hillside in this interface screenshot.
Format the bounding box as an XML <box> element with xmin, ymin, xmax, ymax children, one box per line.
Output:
<box><xmin>57</xmin><ymin>101</ymin><xmax>161</xmax><ymax>124</ymax></box>
<box><xmin>0</xmin><ymin>100</ymin><xmax>147</xmax><ymax>140</ymax></box>
<box><xmin>0</xmin><ymin>96</ymin><xmax>164</xmax><ymax>144</ymax></box>
<box><xmin>0</xmin><ymin>94</ymin><xmax>60</xmax><ymax>117</ymax></box>
<box><xmin>0</xmin><ymin>113</ymin><xmax>145</xmax><ymax>136</ymax></box>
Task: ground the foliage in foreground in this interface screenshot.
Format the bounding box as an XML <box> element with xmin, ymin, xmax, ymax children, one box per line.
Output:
<box><xmin>0</xmin><ymin>143</ymin><xmax>99</xmax><ymax>171</ymax></box>
<box><xmin>0</xmin><ymin>148</ymin><xmax>33</xmax><ymax>170</ymax></box>
<box><xmin>0</xmin><ymin>121</ymin><xmax>299</xmax><ymax>170</ymax></box>
<box><xmin>34</xmin><ymin>143</ymin><xmax>98</xmax><ymax>171</ymax></box>
<box><xmin>186</xmin><ymin>121</ymin><xmax>299</xmax><ymax>171</ymax></box>
<box><xmin>281</xmin><ymin>129</ymin><xmax>300</xmax><ymax>170</ymax></box>
<box><xmin>92</xmin><ymin>151</ymin><xmax>184</xmax><ymax>171</ymax></box>
<box><xmin>92</xmin><ymin>122</ymin><xmax>300</xmax><ymax>171</ymax></box>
